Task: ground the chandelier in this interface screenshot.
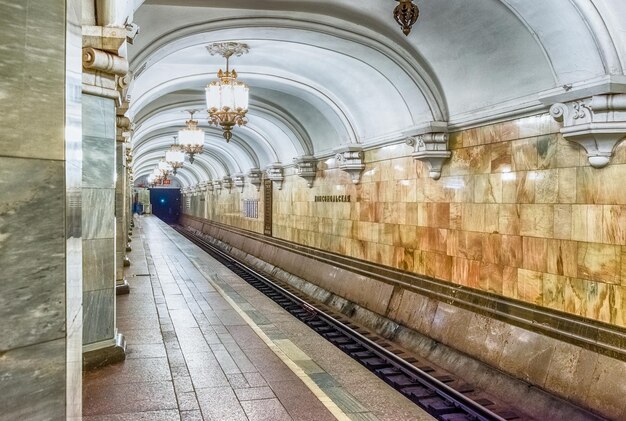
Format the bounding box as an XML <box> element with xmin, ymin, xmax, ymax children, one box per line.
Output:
<box><xmin>158</xmin><ymin>159</ymin><xmax>173</xmax><ymax>180</ymax></box>
<box><xmin>179</xmin><ymin>110</ymin><xmax>204</xmax><ymax>163</ymax></box>
<box><xmin>393</xmin><ymin>0</ymin><xmax>420</xmax><ymax>36</ymax></box>
<box><xmin>166</xmin><ymin>136</ymin><xmax>185</xmax><ymax>175</ymax></box>
<box><xmin>148</xmin><ymin>167</ymin><xmax>163</xmax><ymax>186</ymax></box>
<box><xmin>205</xmin><ymin>42</ymin><xmax>250</xmax><ymax>142</ymax></box>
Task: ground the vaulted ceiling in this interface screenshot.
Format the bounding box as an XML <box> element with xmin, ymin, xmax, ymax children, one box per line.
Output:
<box><xmin>128</xmin><ymin>0</ymin><xmax>626</xmax><ymax>187</ymax></box>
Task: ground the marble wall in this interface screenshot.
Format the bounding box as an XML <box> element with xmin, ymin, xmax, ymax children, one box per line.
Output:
<box><xmin>82</xmin><ymin>94</ymin><xmax>117</xmax><ymax>347</ymax></box>
<box><xmin>187</xmin><ymin>114</ymin><xmax>626</xmax><ymax>328</ymax></box>
<box><xmin>0</xmin><ymin>0</ymin><xmax>83</xmax><ymax>419</ymax></box>
<box><xmin>187</xmin><ymin>185</ymin><xmax>264</xmax><ymax>235</ymax></box>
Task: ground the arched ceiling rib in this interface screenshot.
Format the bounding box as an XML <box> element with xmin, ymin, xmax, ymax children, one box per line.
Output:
<box><xmin>129</xmin><ymin>0</ymin><xmax>623</xmax><ymax>187</ymax></box>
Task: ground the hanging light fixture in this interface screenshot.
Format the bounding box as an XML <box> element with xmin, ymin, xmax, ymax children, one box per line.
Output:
<box><xmin>205</xmin><ymin>42</ymin><xmax>250</xmax><ymax>142</ymax></box>
<box><xmin>393</xmin><ymin>0</ymin><xmax>420</xmax><ymax>36</ymax></box>
<box><xmin>166</xmin><ymin>136</ymin><xmax>185</xmax><ymax>175</ymax></box>
<box><xmin>179</xmin><ymin>110</ymin><xmax>204</xmax><ymax>164</ymax></box>
<box><xmin>158</xmin><ymin>159</ymin><xmax>173</xmax><ymax>180</ymax></box>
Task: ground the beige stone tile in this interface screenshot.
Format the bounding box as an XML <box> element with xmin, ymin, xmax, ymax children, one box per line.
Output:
<box><xmin>522</xmin><ymin>237</ymin><xmax>548</xmax><ymax>272</ymax></box>
<box><xmin>520</xmin><ymin>204</ymin><xmax>554</xmax><ymax>238</ymax></box>
<box><xmin>502</xmin><ymin>266</ymin><xmax>518</xmax><ymax>298</ymax></box>
<box><xmin>585</xmin><ymin>282</ymin><xmax>613</xmax><ymax>323</ymax></box>
<box><xmin>553</xmin><ymin>205</ymin><xmax>572</xmax><ymax>240</ymax></box>
<box><xmin>602</xmin><ymin>205</ymin><xmax>626</xmax><ymax>245</ymax></box>
<box><xmin>455</xmin><ymin>231</ymin><xmax>484</xmax><ymax>260</ymax></box>
<box><xmin>546</xmin><ymin>239</ymin><xmax>577</xmax><ymax>277</ymax></box>
<box><xmin>498</xmin><ymin>204</ymin><xmax>521</xmax><ymax>235</ymax></box>
<box><xmin>535</xmin><ymin>169</ymin><xmax>559</xmax><ymax>203</ymax></box>
<box><xmin>511</xmin><ymin>137</ymin><xmax>538</xmax><ymax>171</ymax></box>
<box><xmin>461</xmin><ymin>204</ymin><xmax>486</xmax><ymax>232</ymax></box>
<box><xmin>424</xmin><ymin>252</ymin><xmax>452</xmax><ymax>281</ymax></box>
<box><xmin>489</xmin><ymin>142</ymin><xmax>512</xmax><ymax>173</ymax></box>
<box><xmin>571</xmin><ymin>205</ymin><xmax>603</xmax><ymax>243</ymax></box>
<box><xmin>413</xmin><ymin>250</ymin><xmax>426</xmax><ymax>275</ymax></box>
<box><xmin>536</xmin><ymin>134</ymin><xmax>559</xmax><ymax>169</ymax></box>
<box><xmin>542</xmin><ymin>273</ymin><xmax>565</xmax><ymax>312</ymax></box>
<box><xmin>473</xmin><ymin>174</ymin><xmax>502</xmax><ymax>203</ymax></box>
<box><xmin>555</xmin><ymin>134</ymin><xmax>583</xmax><ymax>168</ymax></box>
<box><xmin>392</xmin><ymin>224</ymin><xmax>417</xmax><ymax>249</ymax></box>
<box><xmin>500</xmin><ymin>119</ymin><xmax>520</xmax><ymax>142</ymax></box>
<box><xmin>564</xmin><ymin>278</ymin><xmax>588</xmax><ymax>316</ymax></box>
<box><xmin>502</xmin><ymin>171</ymin><xmax>535</xmax><ymax>203</ymax></box>
<box><xmin>479</xmin><ymin>262</ymin><xmax>503</xmax><ymax>294</ymax></box>
<box><xmin>499</xmin><ymin>235</ymin><xmax>522</xmax><ymax>267</ymax></box>
<box><xmin>481</xmin><ymin>233</ymin><xmax>501</xmax><ymax>265</ymax></box>
<box><xmin>576</xmin><ymin>165</ymin><xmax>626</xmax><ymax>205</ymax></box>
<box><xmin>557</xmin><ymin>167</ymin><xmax>577</xmax><ymax>203</ymax></box>
<box><xmin>392</xmin><ymin>246</ymin><xmax>413</xmax><ymax>271</ymax></box>
<box><xmin>517</xmin><ymin>269</ymin><xmax>543</xmax><ymax>305</ymax></box>
<box><xmin>577</xmin><ymin>242</ymin><xmax>621</xmax><ymax>284</ymax></box>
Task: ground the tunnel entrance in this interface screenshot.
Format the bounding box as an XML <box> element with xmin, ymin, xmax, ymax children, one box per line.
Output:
<box><xmin>150</xmin><ymin>188</ymin><xmax>181</xmax><ymax>224</ymax></box>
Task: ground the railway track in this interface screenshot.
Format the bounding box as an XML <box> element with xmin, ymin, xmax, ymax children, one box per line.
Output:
<box><xmin>173</xmin><ymin>225</ymin><xmax>532</xmax><ymax>421</ymax></box>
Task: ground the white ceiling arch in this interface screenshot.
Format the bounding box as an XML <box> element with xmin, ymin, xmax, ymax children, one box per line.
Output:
<box><xmin>128</xmin><ymin>0</ymin><xmax>626</xmax><ymax>187</ymax></box>
<box><xmin>133</xmin><ymin>133</ymin><xmax>244</xmax><ymax>178</ymax></box>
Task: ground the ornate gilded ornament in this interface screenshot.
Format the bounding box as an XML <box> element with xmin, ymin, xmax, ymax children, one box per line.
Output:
<box><xmin>393</xmin><ymin>0</ymin><xmax>420</xmax><ymax>36</ymax></box>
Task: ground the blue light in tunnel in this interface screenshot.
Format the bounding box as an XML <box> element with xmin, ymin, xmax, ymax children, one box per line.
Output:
<box><xmin>160</xmin><ymin>198</ymin><xmax>166</xmax><ymax>204</ymax></box>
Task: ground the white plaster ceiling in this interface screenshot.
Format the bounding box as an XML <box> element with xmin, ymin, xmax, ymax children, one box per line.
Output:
<box><xmin>128</xmin><ymin>0</ymin><xmax>626</xmax><ymax>187</ymax></box>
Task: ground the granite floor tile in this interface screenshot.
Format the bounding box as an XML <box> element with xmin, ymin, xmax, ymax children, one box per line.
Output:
<box><xmin>240</xmin><ymin>398</ymin><xmax>292</xmax><ymax>421</ymax></box>
<box><xmin>234</xmin><ymin>386</ymin><xmax>276</xmax><ymax>401</ymax></box>
<box><xmin>195</xmin><ymin>386</ymin><xmax>248</xmax><ymax>421</ymax></box>
<box><xmin>82</xmin><ymin>409</ymin><xmax>181</xmax><ymax>421</ymax></box>
<box><xmin>83</xmin><ymin>381</ymin><xmax>177</xmax><ymax>416</ymax></box>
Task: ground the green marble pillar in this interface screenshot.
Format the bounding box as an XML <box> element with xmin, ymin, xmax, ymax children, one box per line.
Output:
<box><xmin>0</xmin><ymin>0</ymin><xmax>83</xmax><ymax>418</ymax></box>
<box><xmin>81</xmin><ymin>94</ymin><xmax>125</xmax><ymax>367</ymax></box>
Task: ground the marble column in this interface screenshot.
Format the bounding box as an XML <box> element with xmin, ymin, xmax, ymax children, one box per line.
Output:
<box><xmin>81</xmin><ymin>27</ymin><xmax>128</xmax><ymax>368</ymax></box>
<box><xmin>115</xmin><ymin>106</ymin><xmax>130</xmax><ymax>293</ymax></box>
<box><xmin>81</xmin><ymin>93</ymin><xmax>125</xmax><ymax>368</ymax></box>
<box><xmin>0</xmin><ymin>0</ymin><xmax>83</xmax><ymax>419</ymax></box>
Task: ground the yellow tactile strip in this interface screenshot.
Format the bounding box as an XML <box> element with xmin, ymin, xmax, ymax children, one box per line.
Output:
<box><xmin>199</xmin><ymin>270</ymin><xmax>351</xmax><ymax>421</ymax></box>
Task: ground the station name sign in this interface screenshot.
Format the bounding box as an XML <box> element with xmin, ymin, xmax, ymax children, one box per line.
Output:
<box><xmin>314</xmin><ymin>195</ymin><xmax>351</xmax><ymax>202</ymax></box>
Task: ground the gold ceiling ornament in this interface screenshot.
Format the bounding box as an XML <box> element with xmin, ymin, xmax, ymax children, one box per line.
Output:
<box><xmin>178</xmin><ymin>110</ymin><xmax>204</xmax><ymax>163</ymax></box>
<box><xmin>393</xmin><ymin>0</ymin><xmax>420</xmax><ymax>36</ymax></box>
<box><xmin>205</xmin><ymin>42</ymin><xmax>250</xmax><ymax>142</ymax></box>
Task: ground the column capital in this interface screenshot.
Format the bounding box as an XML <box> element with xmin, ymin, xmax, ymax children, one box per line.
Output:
<box><xmin>403</xmin><ymin>122</ymin><xmax>450</xmax><ymax>180</ymax></box>
<box><xmin>247</xmin><ymin>168</ymin><xmax>263</xmax><ymax>191</ymax></box>
<box><xmin>81</xmin><ymin>26</ymin><xmax>129</xmax><ymax>101</ymax></box>
<box><xmin>334</xmin><ymin>145</ymin><xmax>365</xmax><ymax>185</ymax></box>
<box><xmin>294</xmin><ymin>155</ymin><xmax>317</xmax><ymax>188</ymax></box>
<box><xmin>550</xmin><ymin>94</ymin><xmax>626</xmax><ymax>168</ymax></box>
<box><xmin>265</xmin><ymin>163</ymin><xmax>285</xmax><ymax>190</ymax></box>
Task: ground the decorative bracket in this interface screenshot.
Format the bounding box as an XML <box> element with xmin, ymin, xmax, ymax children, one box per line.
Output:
<box><xmin>234</xmin><ymin>174</ymin><xmax>245</xmax><ymax>193</ymax></box>
<box><xmin>206</xmin><ymin>181</ymin><xmax>214</xmax><ymax>192</ymax></box>
<box><xmin>248</xmin><ymin>168</ymin><xmax>263</xmax><ymax>191</ymax></box>
<box><xmin>406</xmin><ymin>129</ymin><xmax>451</xmax><ymax>180</ymax></box>
<box><xmin>550</xmin><ymin>94</ymin><xmax>626</xmax><ymax>168</ymax></box>
<box><xmin>334</xmin><ymin>145</ymin><xmax>365</xmax><ymax>184</ymax></box>
<box><xmin>266</xmin><ymin>163</ymin><xmax>285</xmax><ymax>190</ymax></box>
<box><xmin>294</xmin><ymin>155</ymin><xmax>317</xmax><ymax>188</ymax></box>
<box><xmin>222</xmin><ymin>176</ymin><xmax>233</xmax><ymax>193</ymax></box>
<box><xmin>212</xmin><ymin>180</ymin><xmax>222</xmax><ymax>192</ymax></box>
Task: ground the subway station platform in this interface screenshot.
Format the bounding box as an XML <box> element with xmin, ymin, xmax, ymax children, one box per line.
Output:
<box><xmin>82</xmin><ymin>215</ymin><xmax>433</xmax><ymax>421</ymax></box>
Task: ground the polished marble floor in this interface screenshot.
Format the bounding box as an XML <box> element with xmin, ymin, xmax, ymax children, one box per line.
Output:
<box><xmin>82</xmin><ymin>215</ymin><xmax>432</xmax><ymax>421</ymax></box>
